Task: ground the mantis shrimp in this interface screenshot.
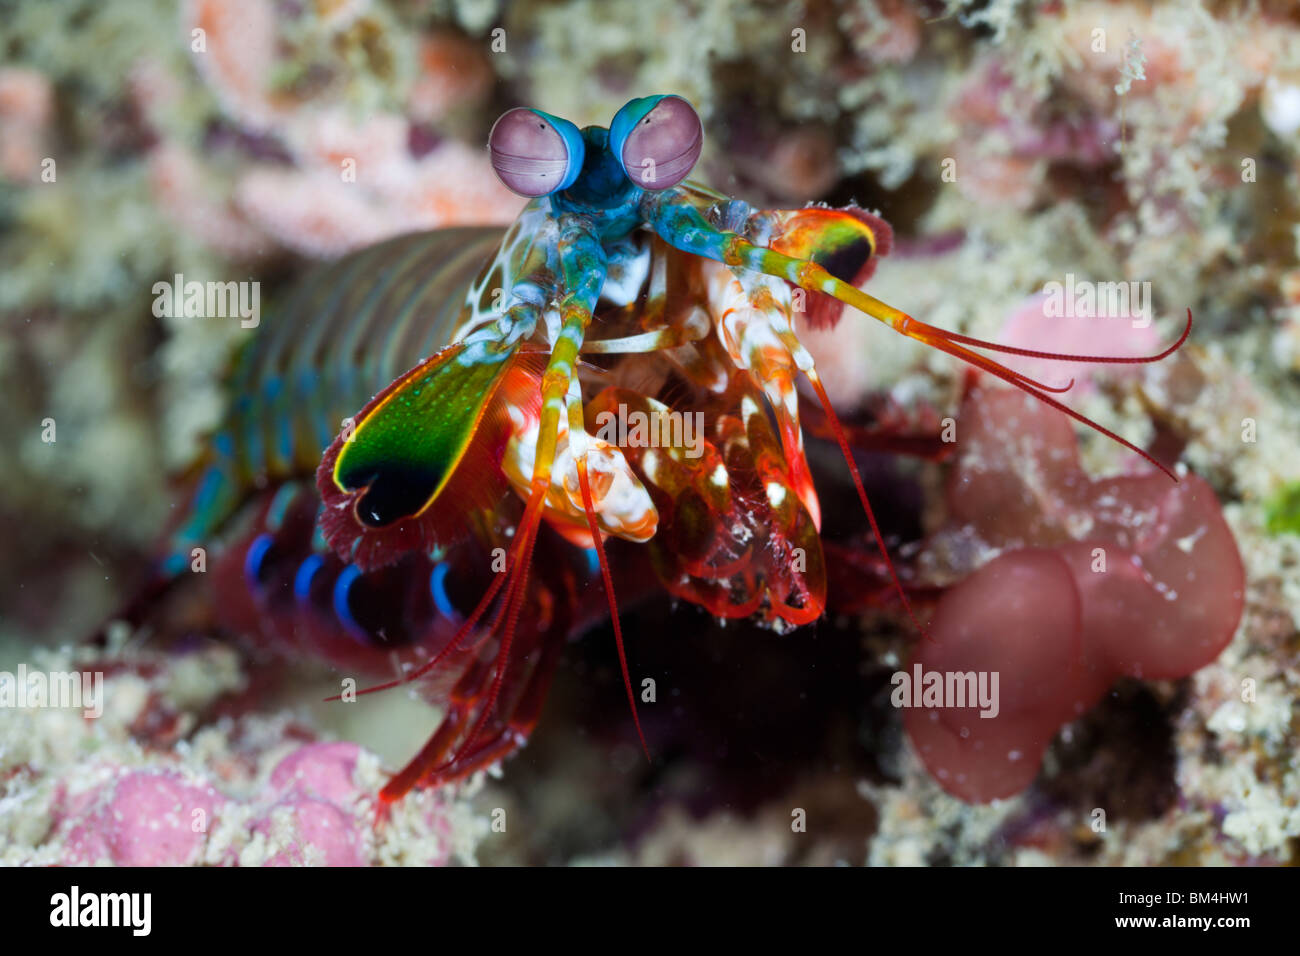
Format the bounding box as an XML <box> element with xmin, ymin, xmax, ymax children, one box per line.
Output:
<box><xmin>120</xmin><ymin>95</ymin><xmax>1191</xmax><ymax>810</ymax></box>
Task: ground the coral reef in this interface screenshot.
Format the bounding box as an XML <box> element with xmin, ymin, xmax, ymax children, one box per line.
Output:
<box><xmin>1</xmin><ymin>0</ymin><xmax>1298</xmax><ymax>865</ymax></box>
<box><xmin>0</xmin><ymin>643</ymin><xmax>485</xmax><ymax>866</ymax></box>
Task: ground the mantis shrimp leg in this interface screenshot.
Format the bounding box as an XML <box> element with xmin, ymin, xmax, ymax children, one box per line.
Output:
<box><xmin>643</xmin><ymin>191</ymin><xmax>1193</xmax><ymax>635</ymax></box>
<box><xmin>372</xmin><ymin>218</ymin><xmax>656</xmax><ymax>800</ymax></box>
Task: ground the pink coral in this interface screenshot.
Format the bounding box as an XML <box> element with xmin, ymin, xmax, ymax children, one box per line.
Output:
<box><xmin>409</xmin><ymin>31</ymin><xmax>495</xmax><ymax>124</ymax></box>
<box><xmin>254</xmin><ymin>798</ymin><xmax>364</xmax><ymax>867</ymax></box>
<box><xmin>844</xmin><ymin>0</ymin><xmax>922</xmax><ymax>65</ymax></box>
<box><xmin>148</xmin><ymin>142</ymin><xmax>273</xmax><ymax>259</ymax></box>
<box><xmin>185</xmin><ymin>0</ymin><xmax>283</xmax><ymax>130</ymax></box>
<box><xmin>61</xmin><ymin>770</ymin><xmax>225</xmax><ymax>866</ymax></box>
<box><xmin>0</xmin><ymin>67</ymin><xmax>54</xmax><ymax>183</ymax></box>
<box><xmin>161</xmin><ymin>1</ymin><xmax>520</xmax><ymax>259</ymax></box>
<box><xmin>996</xmin><ymin>292</ymin><xmax>1162</xmax><ymax>395</ymax></box>
<box><xmin>270</xmin><ymin>741</ymin><xmax>366</xmax><ymax>807</ymax></box>
<box><xmin>236</xmin><ymin>132</ymin><xmax>523</xmax><ymax>258</ymax></box>
<box><xmin>43</xmin><ymin>721</ymin><xmax>463</xmax><ymax>866</ymax></box>
<box><xmin>947</xmin><ymin>59</ymin><xmax>1117</xmax><ymax>209</ymax></box>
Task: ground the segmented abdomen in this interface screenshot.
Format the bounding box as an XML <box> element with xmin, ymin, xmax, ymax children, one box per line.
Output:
<box><xmin>171</xmin><ymin>227</ymin><xmax>505</xmax><ymax>561</ymax></box>
<box><xmin>162</xmin><ymin>227</ymin><xmax>528</xmax><ymax>672</ymax></box>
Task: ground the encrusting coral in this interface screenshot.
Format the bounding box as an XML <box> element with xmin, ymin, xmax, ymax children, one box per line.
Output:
<box><xmin>0</xmin><ymin>643</ymin><xmax>486</xmax><ymax>866</ymax></box>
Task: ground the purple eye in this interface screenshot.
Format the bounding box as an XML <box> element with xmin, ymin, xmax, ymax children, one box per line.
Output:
<box><xmin>488</xmin><ymin>108</ymin><xmax>585</xmax><ymax>197</ymax></box>
<box><xmin>613</xmin><ymin>95</ymin><xmax>703</xmax><ymax>190</ymax></box>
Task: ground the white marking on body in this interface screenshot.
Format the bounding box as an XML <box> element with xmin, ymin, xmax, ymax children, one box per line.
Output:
<box><xmin>600</xmin><ymin>241</ymin><xmax>652</xmax><ymax>306</ymax></box>
<box><xmin>765</xmin><ymin>482</ymin><xmax>787</xmax><ymax>508</ymax></box>
<box><xmin>503</xmin><ymin>416</ymin><xmax>657</xmax><ymax>544</ymax></box>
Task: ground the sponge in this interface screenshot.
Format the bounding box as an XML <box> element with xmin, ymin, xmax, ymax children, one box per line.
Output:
<box><xmin>905</xmin><ymin>386</ymin><xmax>1244</xmax><ymax>802</ymax></box>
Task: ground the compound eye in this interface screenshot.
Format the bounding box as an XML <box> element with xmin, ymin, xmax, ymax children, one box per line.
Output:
<box><xmin>488</xmin><ymin>108</ymin><xmax>584</xmax><ymax>197</ymax></box>
<box><xmin>612</xmin><ymin>95</ymin><xmax>703</xmax><ymax>190</ymax></box>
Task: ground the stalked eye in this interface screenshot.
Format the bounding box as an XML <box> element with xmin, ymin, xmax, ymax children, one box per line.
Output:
<box><xmin>609</xmin><ymin>95</ymin><xmax>703</xmax><ymax>190</ymax></box>
<box><xmin>488</xmin><ymin>107</ymin><xmax>585</xmax><ymax>197</ymax></box>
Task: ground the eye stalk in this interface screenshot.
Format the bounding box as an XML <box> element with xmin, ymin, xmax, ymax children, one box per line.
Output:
<box><xmin>609</xmin><ymin>95</ymin><xmax>703</xmax><ymax>190</ymax></box>
<box><xmin>488</xmin><ymin>108</ymin><xmax>585</xmax><ymax>197</ymax></box>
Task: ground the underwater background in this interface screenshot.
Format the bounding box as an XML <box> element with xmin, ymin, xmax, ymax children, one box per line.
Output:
<box><xmin>1</xmin><ymin>0</ymin><xmax>1298</xmax><ymax>866</ymax></box>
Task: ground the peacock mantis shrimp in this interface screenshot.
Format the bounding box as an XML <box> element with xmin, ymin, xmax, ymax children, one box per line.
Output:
<box><xmin>118</xmin><ymin>95</ymin><xmax>1191</xmax><ymax>810</ymax></box>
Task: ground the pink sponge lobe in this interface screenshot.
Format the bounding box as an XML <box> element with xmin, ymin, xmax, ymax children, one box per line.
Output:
<box><xmin>1063</xmin><ymin>473</ymin><xmax>1245</xmax><ymax>681</ymax></box>
<box><xmin>269</xmin><ymin>741</ymin><xmax>364</xmax><ymax>806</ymax></box>
<box><xmin>255</xmin><ymin>796</ymin><xmax>365</xmax><ymax>867</ymax></box>
<box><xmin>62</xmin><ymin>770</ymin><xmax>224</xmax><ymax>866</ymax></box>
<box><xmin>906</xmin><ymin>384</ymin><xmax>1244</xmax><ymax>803</ymax></box>
<box><xmin>904</xmin><ymin>550</ymin><xmax>1082</xmax><ymax>802</ymax></box>
<box><xmin>996</xmin><ymin>293</ymin><xmax>1162</xmax><ymax>395</ymax></box>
